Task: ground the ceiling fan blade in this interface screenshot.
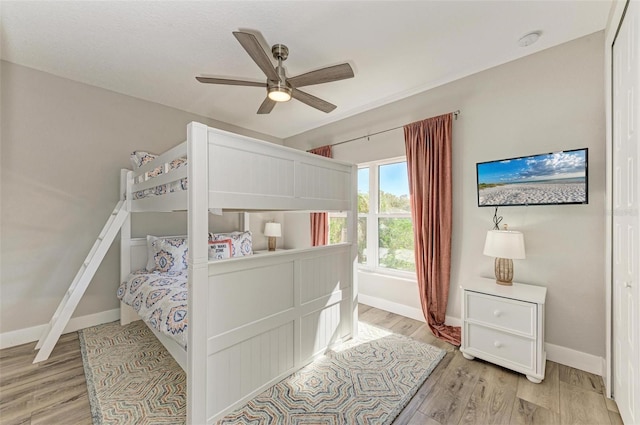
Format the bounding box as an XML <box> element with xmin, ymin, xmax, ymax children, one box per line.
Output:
<box><xmin>291</xmin><ymin>89</ymin><xmax>337</xmax><ymax>113</ymax></box>
<box><xmin>233</xmin><ymin>31</ymin><xmax>280</xmax><ymax>82</ymax></box>
<box><xmin>196</xmin><ymin>77</ymin><xmax>265</xmax><ymax>87</ymax></box>
<box><xmin>287</xmin><ymin>63</ymin><xmax>354</xmax><ymax>88</ymax></box>
<box><xmin>257</xmin><ymin>97</ymin><xmax>276</xmax><ymax>114</ymax></box>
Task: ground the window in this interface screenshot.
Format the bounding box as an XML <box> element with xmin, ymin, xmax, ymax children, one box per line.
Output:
<box><xmin>328</xmin><ymin>167</ymin><xmax>369</xmax><ymax>249</ymax></box>
<box><xmin>358</xmin><ymin>158</ymin><xmax>415</xmax><ymax>274</ymax></box>
<box><xmin>328</xmin><ymin>215</ymin><xmax>347</xmax><ymax>244</ymax></box>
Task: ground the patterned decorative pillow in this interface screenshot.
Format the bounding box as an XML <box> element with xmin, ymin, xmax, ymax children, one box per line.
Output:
<box><xmin>130</xmin><ymin>151</ymin><xmax>161</xmax><ymax>170</ymax></box>
<box><xmin>148</xmin><ymin>235</ymin><xmax>188</xmax><ymax>272</ymax></box>
<box><xmin>146</xmin><ymin>235</ymin><xmax>187</xmax><ymax>271</ymax></box>
<box><xmin>208</xmin><ymin>239</ymin><xmax>232</xmax><ymax>260</ymax></box>
<box><xmin>130</xmin><ymin>151</ymin><xmax>188</xmax><ymax>199</ymax></box>
<box><xmin>145</xmin><ymin>231</ymin><xmax>251</xmax><ymax>271</ymax></box>
<box><xmin>169</xmin><ymin>157</ymin><xmax>187</xmax><ymax>170</ymax></box>
<box><xmin>208</xmin><ymin>231</ymin><xmax>253</xmax><ymax>257</ymax></box>
<box><xmin>131</xmin><ymin>151</ymin><xmax>162</xmax><ymax>199</ymax></box>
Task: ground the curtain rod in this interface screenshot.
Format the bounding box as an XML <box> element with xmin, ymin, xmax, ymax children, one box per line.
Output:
<box><xmin>329</xmin><ymin>110</ymin><xmax>460</xmax><ymax>148</ymax></box>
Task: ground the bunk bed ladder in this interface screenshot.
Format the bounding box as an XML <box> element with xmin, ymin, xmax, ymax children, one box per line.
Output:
<box><xmin>33</xmin><ymin>200</ymin><xmax>129</xmax><ymax>363</ymax></box>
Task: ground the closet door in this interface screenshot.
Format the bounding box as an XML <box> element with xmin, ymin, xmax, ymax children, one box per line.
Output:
<box><xmin>612</xmin><ymin>1</ymin><xmax>640</xmax><ymax>423</ymax></box>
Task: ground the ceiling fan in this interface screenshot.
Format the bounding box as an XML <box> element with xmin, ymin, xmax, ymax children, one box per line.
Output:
<box><xmin>196</xmin><ymin>31</ymin><xmax>354</xmax><ymax>114</ymax></box>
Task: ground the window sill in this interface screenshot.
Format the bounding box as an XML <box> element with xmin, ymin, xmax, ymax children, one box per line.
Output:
<box><xmin>357</xmin><ymin>267</ymin><xmax>417</xmax><ymax>283</ymax></box>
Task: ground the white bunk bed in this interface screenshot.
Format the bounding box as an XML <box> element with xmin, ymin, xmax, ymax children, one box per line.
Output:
<box><xmin>119</xmin><ymin>122</ymin><xmax>358</xmax><ymax>424</ymax></box>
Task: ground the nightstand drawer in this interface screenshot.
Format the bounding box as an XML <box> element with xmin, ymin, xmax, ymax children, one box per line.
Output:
<box><xmin>466</xmin><ymin>323</ymin><xmax>535</xmax><ymax>370</ymax></box>
<box><xmin>466</xmin><ymin>291</ymin><xmax>535</xmax><ymax>336</ymax></box>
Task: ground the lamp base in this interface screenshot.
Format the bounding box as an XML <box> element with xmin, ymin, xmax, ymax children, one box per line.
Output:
<box><xmin>268</xmin><ymin>237</ymin><xmax>276</xmax><ymax>251</ymax></box>
<box><xmin>494</xmin><ymin>257</ymin><xmax>514</xmax><ymax>286</ymax></box>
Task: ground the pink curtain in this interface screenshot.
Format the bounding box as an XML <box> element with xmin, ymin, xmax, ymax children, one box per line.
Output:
<box><xmin>404</xmin><ymin>113</ymin><xmax>461</xmax><ymax>346</ymax></box>
<box><xmin>308</xmin><ymin>145</ymin><xmax>332</xmax><ymax>246</ymax></box>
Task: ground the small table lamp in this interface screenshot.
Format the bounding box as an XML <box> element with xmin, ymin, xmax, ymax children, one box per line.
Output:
<box><xmin>483</xmin><ymin>230</ymin><xmax>526</xmax><ymax>285</ymax></box>
<box><xmin>264</xmin><ymin>222</ymin><xmax>282</xmax><ymax>251</ymax></box>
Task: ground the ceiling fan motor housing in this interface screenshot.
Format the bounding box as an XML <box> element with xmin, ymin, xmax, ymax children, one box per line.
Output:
<box><xmin>267</xmin><ymin>62</ymin><xmax>292</xmax><ymax>101</ymax></box>
<box><xmin>271</xmin><ymin>44</ymin><xmax>289</xmax><ymax>61</ymax></box>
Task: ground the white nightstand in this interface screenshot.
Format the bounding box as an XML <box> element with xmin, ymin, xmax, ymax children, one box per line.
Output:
<box><xmin>460</xmin><ymin>277</ymin><xmax>547</xmax><ymax>383</ymax></box>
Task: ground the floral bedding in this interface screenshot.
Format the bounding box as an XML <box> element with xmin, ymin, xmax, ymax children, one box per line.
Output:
<box><xmin>130</xmin><ymin>151</ymin><xmax>188</xmax><ymax>200</ymax></box>
<box><xmin>117</xmin><ymin>270</ymin><xmax>188</xmax><ymax>349</ymax></box>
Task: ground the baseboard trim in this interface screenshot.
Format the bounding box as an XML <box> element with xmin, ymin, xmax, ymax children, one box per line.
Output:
<box><xmin>0</xmin><ymin>308</ymin><xmax>120</xmax><ymax>349</ymax></box>
<box><xmin>545</xmin><ymin>342</ymin><xmax>604</xmax><ymax>377</ymax></box>
<box><xmin>358</xmin><ymin>294</ymin><xmax>462</xmax><ymax>328</ymax></box>
<box><xmin>5</xmin><ymin>304</ymin><xmax>605</xmax><ymax>377</ymax></box>
<box><xmin>359</xmin><ymin>295</ymin><xmax>604</xmax><ymax>377</ymax></box>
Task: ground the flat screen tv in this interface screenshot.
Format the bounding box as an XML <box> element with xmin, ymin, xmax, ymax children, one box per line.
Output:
<box><xmin>476</xmin><ymin>148</ymin><xmax>588</xmax><ymax>207</ymax></box>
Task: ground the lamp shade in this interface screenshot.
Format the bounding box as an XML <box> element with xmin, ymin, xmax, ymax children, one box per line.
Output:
<box><xmin>483</xmin><ymin>230</ymin><xmax>526</xmax><ymax>259</ymax></box>
<box><xmin>264</xmin><ymin>222</ymin><xmax>282</xmax><ymax>237</ymax></box>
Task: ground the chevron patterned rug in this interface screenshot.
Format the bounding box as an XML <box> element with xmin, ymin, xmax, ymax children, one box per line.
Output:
<box><xmin>80</xmin><ymin>320</ymin><xmax>445</xmax><ymax>425</ymax></box>
<box><xmin>79</xmin><ymin>320</ymin><xmax>186</xmax><ymax>425</ymax></box>
<box><xmin>218</xmin><ymin>323</ymin><xmax>446</xmax><ymax>424</ymax></box>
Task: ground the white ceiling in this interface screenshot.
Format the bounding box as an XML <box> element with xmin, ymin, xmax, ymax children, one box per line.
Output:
<box><xmin>1</xmin><ymin>1</ymin><xmax>611</xmax><ymax>139</ymax></box>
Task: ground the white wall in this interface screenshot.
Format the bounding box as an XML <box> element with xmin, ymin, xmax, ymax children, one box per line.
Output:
<box><xmin>0</xmin><ymin>60</ymin><xmax>282</xmax><ymax>338</ymax></box>
<box><xmin>285</xmin><ymin>32</ymin><xmax>606</xmax><ymax>360</ymax></box>
<box><xmin>246</xmin><ymin>212</ymin><xmax>286</xmax><ymax>251</ymax></box>
<box><xmin>0</xmin><ymin>30</ymin><xmax>607</xmax><ymax>367</ymax></box>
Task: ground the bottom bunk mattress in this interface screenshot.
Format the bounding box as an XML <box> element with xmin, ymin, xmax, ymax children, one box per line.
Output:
<box><xmin>117</xmin><ymin>270</ymin><xmax>188</xmax><ymax>349</ymax></box>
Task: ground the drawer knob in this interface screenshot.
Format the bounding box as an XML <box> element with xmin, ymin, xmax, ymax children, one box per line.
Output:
<box><xmin>494</xmin><ymin>341</ymin><xmax>503</xmax><ymax>348</ymax></box>
<box><xmin>493</xmin><ymin>309</ymin><xmax>502</xmax><ymax>317</ymax></box>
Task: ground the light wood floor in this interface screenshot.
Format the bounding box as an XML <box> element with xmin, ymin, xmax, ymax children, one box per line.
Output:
<box><xmin>0</xmin><ymin>306</ymin><xmax>623</xmax><ymax>425</ymax></box>
<box><xmin>357</xmin><ymin>305</ymin><xmax>623</xmax><ymax>425</ymax></box>
<box><xmin>0</xmin><ymin>332</ymin><xmax>92</xmax><ymax>425</ymax></box>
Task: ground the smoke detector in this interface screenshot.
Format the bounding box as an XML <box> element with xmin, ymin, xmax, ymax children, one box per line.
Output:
<box><xmin>518</xmin><ymin>31</ymin><xmax>541</xmax><ymax>47</ymax></box>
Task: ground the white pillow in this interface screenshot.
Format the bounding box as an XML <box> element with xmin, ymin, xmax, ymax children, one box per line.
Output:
<box><xmin>146</xmin><ymin>235</ymin><xmax>187</xmax><ymax>271</ymax></box>
<box><xmin>130</xmin><ymin>152</ymin><xmax>188</xmax><ymax>199</ymax></box>
<box><xmin>208</xmin><ymin>231</ymin><xmax>253</xmax><ymax>257</ymax></box>
<box><xmin>146</xmin><ymin>231</ymin><xmax>252</xmax><ymax>271</ymax></box>
<box><xmin>149</xmin><ymin>236</ymin><xmax>189</xmax><ymax>273</ymax></box>
<box><xmin>130</xmin><ymin>151</ymin><xmax>159</xmax><ymax>169</ymax></box>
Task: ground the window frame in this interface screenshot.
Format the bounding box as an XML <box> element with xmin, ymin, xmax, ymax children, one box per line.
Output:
<box><xmin>357</xmin><ymin>156</ymin><xmax>415</xmax><ymax>278</ymax></box>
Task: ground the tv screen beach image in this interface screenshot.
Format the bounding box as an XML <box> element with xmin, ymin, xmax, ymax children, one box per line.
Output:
<box><xmin>477</xmin><ymin>149</ymin><xmax>587</xmax><ymax>206</ymax></box>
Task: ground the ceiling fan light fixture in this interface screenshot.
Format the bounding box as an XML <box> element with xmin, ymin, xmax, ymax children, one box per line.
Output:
<box><xmin>267</xmin><ymin>84</ymin><xmax>292</xmax><ymax>102</ymax></box>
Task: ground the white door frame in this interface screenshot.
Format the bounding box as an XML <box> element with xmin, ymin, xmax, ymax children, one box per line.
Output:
<box><xmin>605</xmin><ymin>0</ymin><xmax>627</xmax><ymax>399</ymax></box>
<box><xmin>605</xmin><ymin>0</ymin><xmax>639</xmax><ymax>411</ymax></box>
